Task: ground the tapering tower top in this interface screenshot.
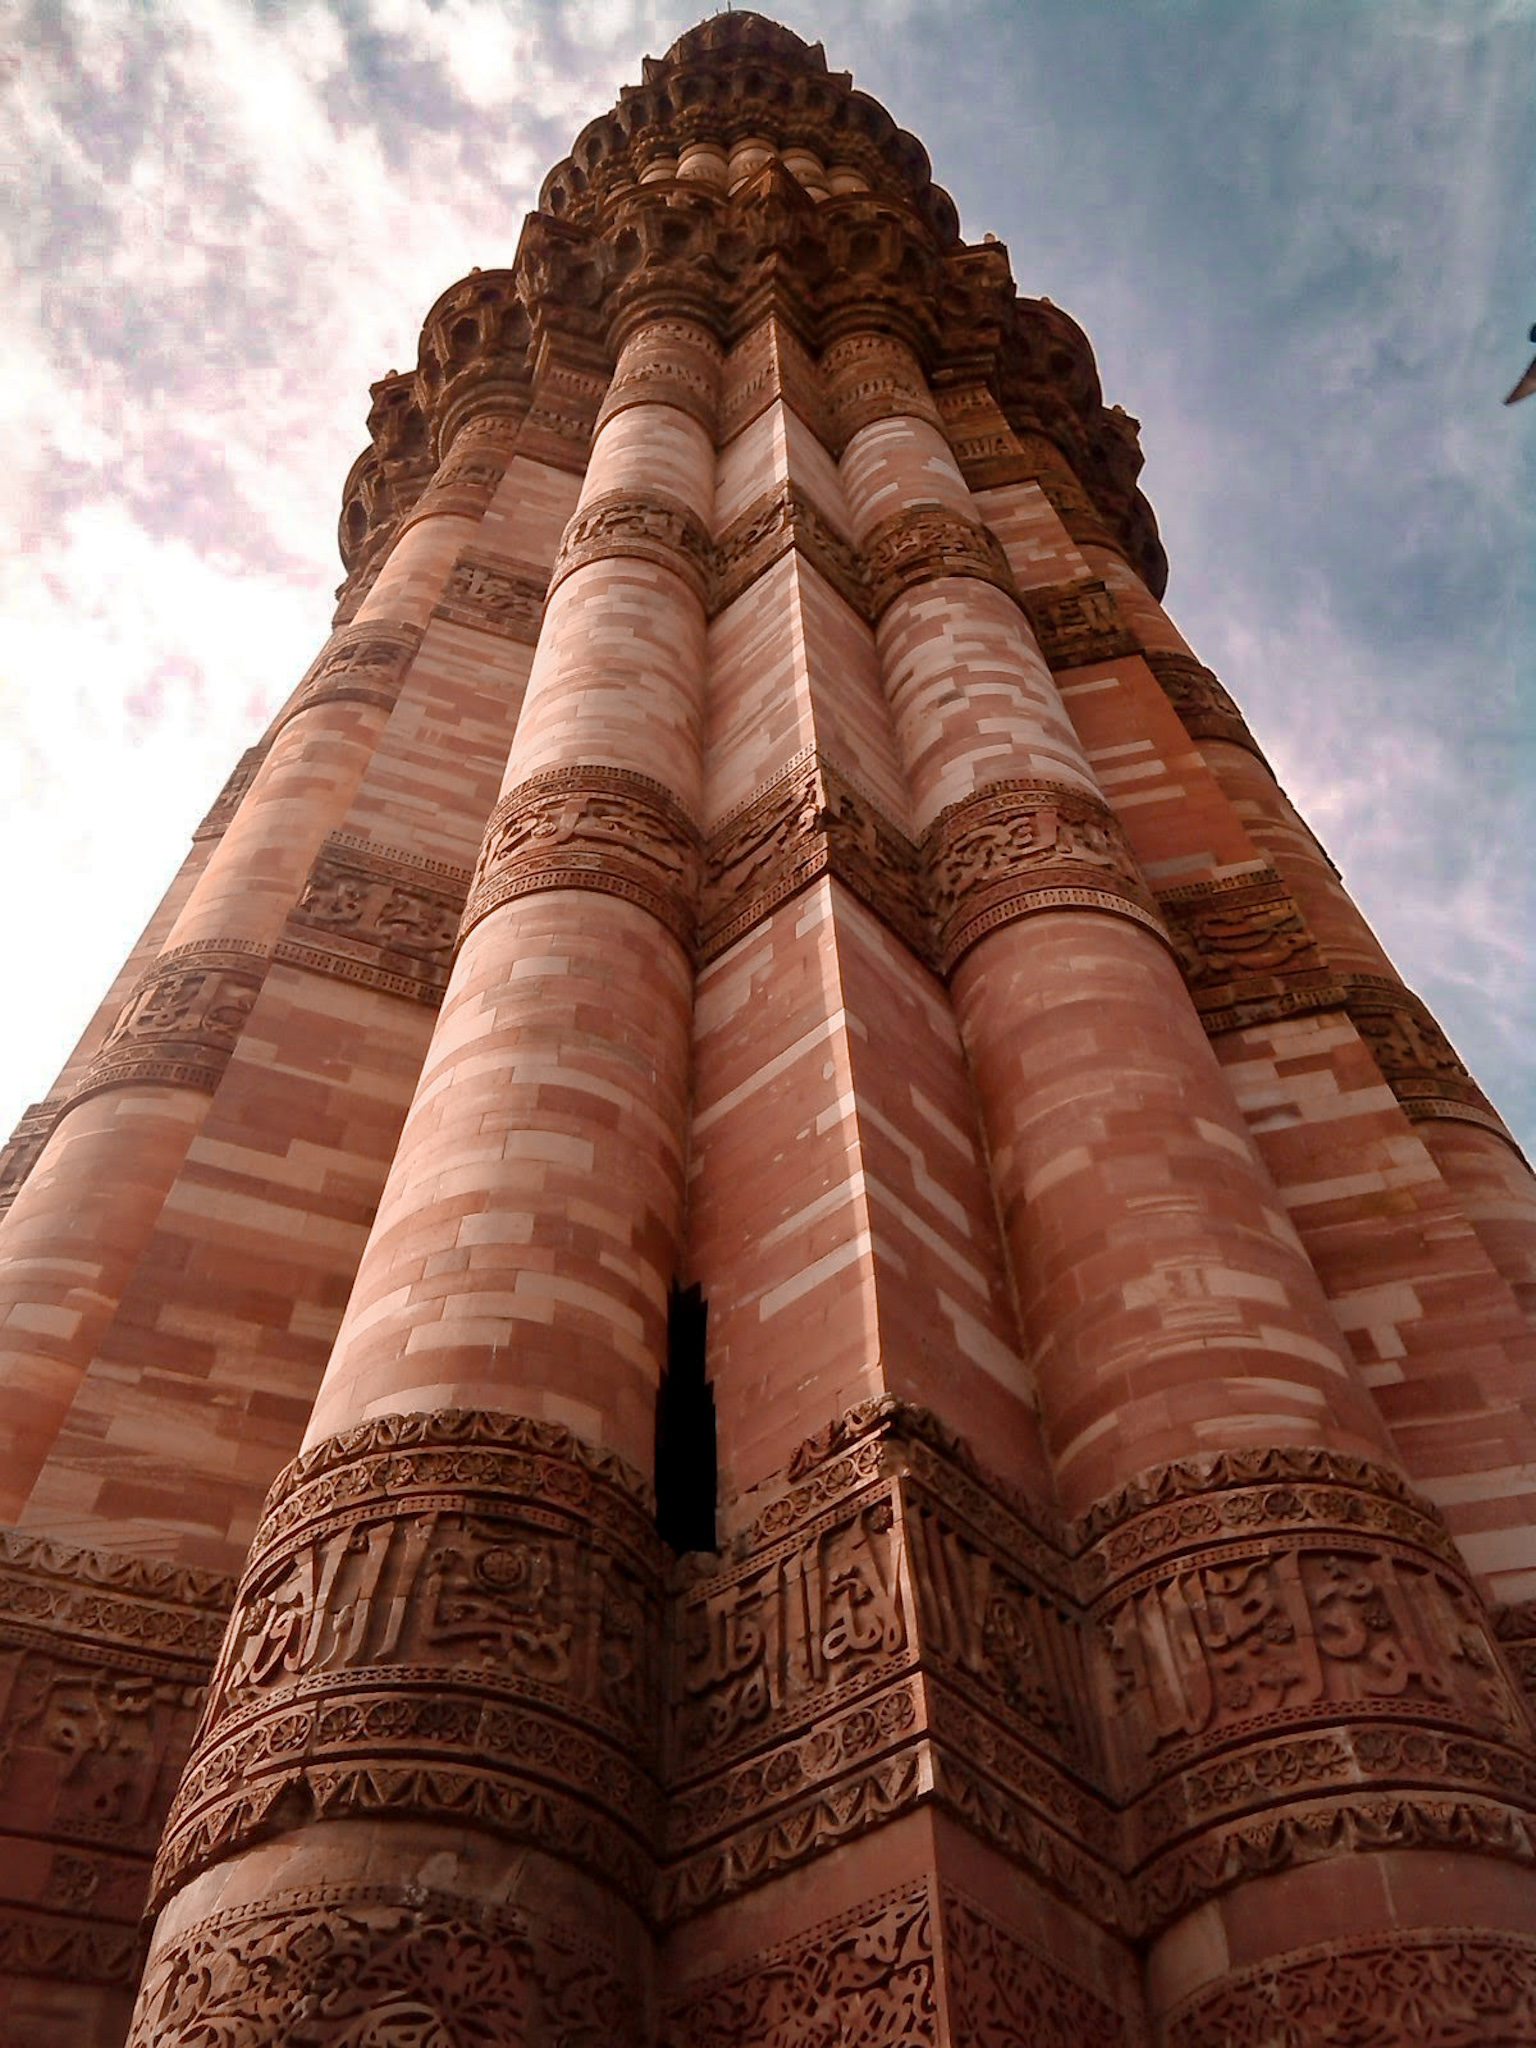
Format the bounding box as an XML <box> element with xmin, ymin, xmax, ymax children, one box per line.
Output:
<box><xmin>336</xmin><ymin>12</ymin><xmax>1168</xmax><ymax>602</ymax></box>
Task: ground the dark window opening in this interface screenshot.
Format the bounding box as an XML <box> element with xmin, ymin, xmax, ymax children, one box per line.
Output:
<box><xmin>655</xmin><ymin>1283</ymin><xmax>716</xmax><ymax>1554</ymax></box>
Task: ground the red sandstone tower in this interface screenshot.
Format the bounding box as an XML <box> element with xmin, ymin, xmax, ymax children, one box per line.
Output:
<box><xmin>3</xmin><ymin>16</ymin><xmax>1536</xmax><ymax>2044</ymax></box>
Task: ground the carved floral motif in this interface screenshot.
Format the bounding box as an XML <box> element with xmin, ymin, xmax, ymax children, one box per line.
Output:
<box><xmin>128</xmin><ymin>1884</ymin><xmax>635</xmax><ymax>2048</ymax></box>
<box><xmin>463</xmin><ymin>764</ymin><xmax>701</xmax><ymax>949</ymax></box>
<box><xmin>1162</xmin><ymin>1930</ymin><xmax>1536</xmax><ymax>2047</ymax></box>
<box><xmin>661</xmin><ymin>1881</ymin><xmax>938</xmax><ymax>2048</ymax></box>
<box><xmin>942</xmin><ymin>1891</ymin><xmax>1141</xmax><ymax>2046</ymax></box>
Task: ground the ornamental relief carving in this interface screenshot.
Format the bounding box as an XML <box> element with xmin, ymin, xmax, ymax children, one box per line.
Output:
<box><xmin>923</xmin><ymin>780</ymin><xmax>1164</xmax><ymax>971</ymax></box>
<box><xmin>463</xmin><ymin>765</ymin><xmax>701</xmax><ymax>949</ymax></box>
<box><xmin>277</xmin><ymin>620</ymin><xmax>425</xmax><ymax>730</ymax></box>
<box><xmin>550</xmin><ymin>486</ymin><xmax>715</xmax><ymax>604</ymax></box>
<box><xmin>1161</xmin><ymin>1929</ymin><xmax>1536</xmax><ymax>2048</ymax></box>
<box><xmin>150</xmin><ymin>1412</ymin><xmax>664</xmax><ymax>1910</ymax></box>
<box><xmin>1141</xmin><ymin>648</ymin><xmax>1262</xmax><ymax>754</ymax></box>
<box><xmin>0</xmin><ymin>1530</ymin><xmax>227</xmax><ymax>2000</ymax></box>
<box><xmin>699</xmin><ymin>750</ymin><xmax>926</xmax><ymax>964</ymax></box>
<box><xmin>710</xmin><ymin>480</ymin><xmax>867</xmax><ymax>620</ymax></box>
<box><xmin>0</xmin><ymin>1099</ymin><xmax>57</xmax><ymax>1213</ymax></box>
<box><xmin>1157</xmin><ymin>871</ymin><xmax>1328</xmax><ymax>1008</ymax></box>
<box><xmin>669</xmin><ymin>1496</ymin><xmax>908</xmax><ymax>1774</ymax></box>
<box><xmin>1021</xmin><ymin>575</ymin><xmax>1139</xmax><ymax>668</ymax></box>
<box><xmin>1099</xmin><ymin>1539</ymin><xmax>1525</xmax><ymax>1786</ymax></box>
<box><xmin>1349</xmin><ymin>991</ymin><xmax>1488</xmax><ymax>1115</ymax></box>
<box><xmin>861</xmin><ymin>503</ymin><xmax>1019</xmax><ymax>618</ymax></box>
<box><xmin>192</xmin><ymin>740</ymin><xmax>270</xmax><ymax>841</ymax></box>
<box><xmin>278</xmin><ymin>834</ymin><xmax>471</xmax><ymax>1004</ymax></box>
<box><xmin>942</xmin><ymin>1891</ymin><xmax>1143</xmax><ymax>2048</ymax></box>
<box><xmin>128</xmin><ymin>1884</ymin><xmax>637</xmax><ymax>2048</ymax></box>
<box><xmin>77</xmin><ymin>940</ymin><xmax>268</xmax><ymax>1098</ymax></box>
<box><xmin>660</xmin><ymin>1880</ymin><xmax>938</xmax><ymax>2048</ymax></box>
<box><xmin>432</xmin><ymin>547</ymin><xmax>549</xmax><ymax>643</ymax></box>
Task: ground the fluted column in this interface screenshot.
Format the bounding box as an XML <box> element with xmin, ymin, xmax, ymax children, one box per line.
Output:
<box><xmin>0</xmin><ymin>411</ymin><xmax>526</xmax><ymax>1527</ymax></box>
<box><xmin>833</xmin><ymin>332</ymin><xmax>1536</xmax><ymax>2029</ymax></box>
<box><xmin>832</xmin><ymin>334</ymin><xmax>1388</xmax><ymax>1503</ymax></box>
<box><xmin>128</xmin><ymin>317</ymin><xmax>722</xmax><ymax>2044</ymax></box>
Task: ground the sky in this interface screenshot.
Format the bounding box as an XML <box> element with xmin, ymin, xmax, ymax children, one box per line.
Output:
<box><xmin>2</xmin><ymin>0</ymin><xmax>1532</xmax><ymax>1153</ymax></box>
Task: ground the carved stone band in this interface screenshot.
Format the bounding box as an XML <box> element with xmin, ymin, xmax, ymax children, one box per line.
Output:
<box><xmin>461</xmin><ymin>765</ymin><xmax>701</xmax><ymax>951</ymax></box>
<box><xmin>0</xmin><ymin>1524</ymin><xmax>232</xmax><ymax>2001</ymax></box>
<box><xmin>432</xmin><ymin>547</ymin><xmax>548</xmax><ymax>644</ymax></box>
<box><xmin>663</xmin><ymin>1403</ymin><xmax>1536</xmax><ymax>1935</ymax></box>
<box><xmin>861</xmin><ymin>503</ymin><xmax>1019</xmax><ymax>619</ymax></box>
<box><xmin>151</xmin><ymin>1410</ymin><xmax>664</xmax><ymax>1912</ymax></box>
<box><xmin>923</xmin><ymin>780</ymin><xmax>1164</xmax><ymax>972</ymax></box>
<box><xmin>273</xmin><ymin>620</ymin><xmax>425</xmax><ymax>735</ymax></box>
<box><xmin>1348</xmin><ymin>987</ymin><xmax>1505</xmax><ymax>1135</ymax></box>
<box><xmin>129</xmin><ymin>1883</ymin><xmax>638</xmax><ymax>2048</ymax></box>
<box><xmin>711</xmin><ymin>480</ymin><xmax>867</xmax><ymax>620</ymax></box>
<box><xmin>1157</xmin><ymin>868</ymin><xmax>1328</xmax><ymax>1012</ymax></box>
<box><xmin>700</xmin><ymin>749</ymin><xmax>926</xmax><ymax>964</ymax></box>
<box><xmin>1162</xmin><ymin>1929</ymin><xmax>1536</xmax><ymax>2048</ymax></box>
<box><xmin>1143</xmin><ymin>648</ymin><xmax>1264</xmax><ymax>757</ymax></box>
<box><xmin>1021</xmin><ymin>575</ymin><xmax>1140</xmax><ymax>669</ymax></box>
<box><xmin>74</xmin><ymin>939</ymin><xmax>268</xmax><ymax>1102</ymax></box>
<box><xmin>548</xmin><ymin>486</ymin><xmax>715</xmax><ymax>606</ymax></box>
<box><xmin>821</xmin><ymin>332</ymin><xmax>946</xmax><ymax>450</ymax></box>
<box><xmin>594</xmin><ymin>319</ymin><xmax>723</xmax><ymax>438</ymax></box>
<box><xmin>277</xmin><ymin>832</ymin><xmax>471</xmax><ymax>1006</ymax></box>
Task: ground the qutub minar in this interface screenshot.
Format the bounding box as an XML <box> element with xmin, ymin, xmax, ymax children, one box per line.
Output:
<box><xmin>2</xmin><ymin>15</ymin><xmax>1535</xmax><ymax>2045</ymax></box>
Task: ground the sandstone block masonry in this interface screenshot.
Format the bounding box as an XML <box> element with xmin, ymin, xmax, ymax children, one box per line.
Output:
<box><xmin>2</xmin><ymin>14</ymin><xmax>1534</xmax><ymax>2046</ymax></box>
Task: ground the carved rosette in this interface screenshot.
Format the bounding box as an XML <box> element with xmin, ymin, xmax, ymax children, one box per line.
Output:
<box><xmin>1020</xmin><ymin>576</ymin><xmax>1139</xmax><ymax>669</ymax></box>
<box><xmin>1161</xmin><ymin>1929</ymin><xmax>1536</xmax><ymax>2048</ymax></box>
<box><xmin>274</xmin><ymin>620</ymin><xmax>425</xmax><ymax>734</ymax></box>
<box><xmin>1348</xmin><ymin>988</ymin><xmax>1506</xmax><ymax>1137</ymax></box>
<box><xmin>1142</xmin><ymin>649</ymin><xmax>1263</xmax><ymax>755</ymax></box>
<box><xmin>75</xmin><ymin>940</ymin><xmax>268</xmax><ymax>1100</ymax></box>
<box><xmin>277</xmin><ymin>834</ymin><xmax>471</xmax><ymax>1006</ymax></box>
<box><xmin>1157</xmin><ymin>869</ymin><xmax>1330</xmax><ymax>1019</ymax></box>
<box><xmin>129</xmin><ymin>1883</ymin><xmax>637</xmax><ymax>2048</ymax></box>
<box><xmin>150</xmin><ymin>1411</ymin><xmax>665</xmax><ymax>1913</ymax></box>
<box><xmin>1076</xmin><ymin>1449</ymin><xmax>1536</xmax><ymax>1929</ymax></box>
<box><xmin>432</xmin><ymin>547</ymin><xmax>549</xmax><ymax>644</ymax></box>
<box><xmin>0</xmin><ymin>1528</ymin><xmax>232</xmax><ymax>1997</ymax></box>
<box><xmin>549</xmin><ymin>486</ymin><xmax>716</xmax><ymax>607</ymax></box>
<box><xmin>699</xmin><ymin>750</ymin><xmax>927</xmax><ymax>964</ymax></box>
<box><xmin>923</xmin><ymin>780</ymin><xmax>1165</xmax><ymax>972</ymax></box>
<box><xmin>462</xmin><ymin>765</ymin><xmax>702</xmax><ymax>952</ymax></box>
<box><xmin>861</xmin><ymin>504</ymin><xmax>1019</xmax><ymax>619</ymax></box>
